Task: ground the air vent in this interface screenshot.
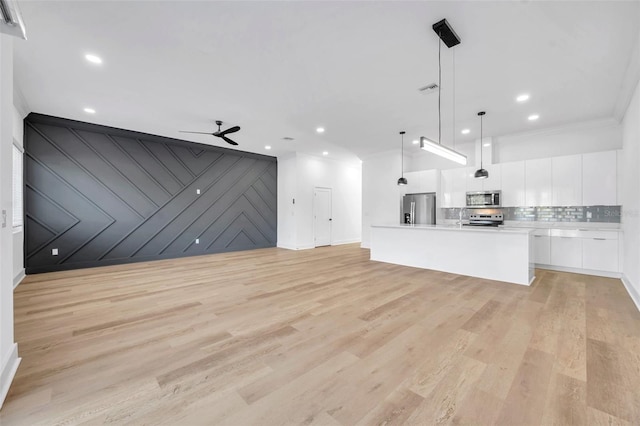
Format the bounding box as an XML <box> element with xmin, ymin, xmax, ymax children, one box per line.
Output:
<box><xmin>418</xmin><ymin>83</ymin><xmax>439</xmax><ymax>94</ymax></box>
<box><xmin>282</xmin><ymin>137</ymin><xmax>295</xmax><ymax>141</ymax></box>
<box><xmin>0</xmin><ymin>0</ymin><xmax>26</xmax><ymax>39</ymax></box>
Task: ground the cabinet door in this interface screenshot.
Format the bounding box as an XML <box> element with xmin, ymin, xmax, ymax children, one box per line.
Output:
<box><xmin>500</xmin><ymin>161</ymin><xmax>525</xmax><ymax>207</ymax></box>
<box><xmin>482</xmin><ymin>164</ymin><xmax>501</xmax><ymax>192</ymax></box>
<box><xmin>582</xmin><ymin>238</ymin><xmax>618</xmax><ymax>272</ymax></box>
<box><xmin>466</xmin><ymin>167</ymin><xmax>483</xmax><ymax>192</ymax></box>
<box><xmin>440</xmin><ymin>169</ymin><xmax>454</xmax><ymax>208</ymax></box>
<box><xmin>550</xmin><ymin>236</ymin><xmax>582</xmax><ymax>268</ymax></box>
<box><xmin>442</xmin><ymin>167</ymin><xmax>467</xmax><ymax>208</ymax></box>
<box><xmin>525</xmin><ymin>158</ymin><xmax>552</xmax><ymax>206</ymax></box>
<box><xmin>583</xmin><ymin>151</ymin><xmax>617</xmax><ymax>205</ymax></box>
<box><xmin>533</xmin><ymin>235</ymin><xmax>551</xmax><ymax>264</ymax></box>
<box><xmin>552</xmin><ymin>155</ymin><xmax>582</xmax><ymax>206</ymax></box>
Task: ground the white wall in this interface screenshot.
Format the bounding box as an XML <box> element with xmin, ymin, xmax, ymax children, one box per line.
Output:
<box><xmin>277</xmin><ymin>153</ymin><xmax>297</xmax><ymax>249</ymax></box>
<box><xmin>409</xmin><ymin>119</ymin><xmax>622</xmax><ymax>173</ymax></box>
<box><xmin>361</xmin><ymin>150</ymin><xmax>403</xmax><ymax>248</ymax></box>
<box><xmin>12</xmin><ymin>105</ymin><xmax>25</xmax><ymax>288</ymax></box>
<box><xmin>278</xmin><ymin>152</ymin><xmax>361</xmax><ymax>250</ymax></box>
<box><xmin>621</xmin><ymin>80</ymin><xmax>640</xmax><ymax>310</ymax></box>
<box><xmin>0</xmin><ymin>34</ymin><xmax>20</xmax><ymax>410</ymax></box>
<box><xmin>495</xmin><ymin>119</ymin><xmax>622</xmax><ymax>163</ymax></box>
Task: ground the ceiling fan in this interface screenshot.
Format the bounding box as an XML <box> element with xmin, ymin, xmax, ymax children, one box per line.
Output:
<box><xmin>179</xmin><ymin>120</ymin><xmax>241</xmax><ymax>146</ymax></box>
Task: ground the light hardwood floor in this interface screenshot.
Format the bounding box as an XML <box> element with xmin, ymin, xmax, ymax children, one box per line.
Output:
<box><xmin>2</xmin><ymin>244</ymin><xmax>639</xmax><ymax>425</ymax></box>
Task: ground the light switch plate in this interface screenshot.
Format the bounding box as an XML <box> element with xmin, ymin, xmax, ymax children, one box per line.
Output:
<box><xmin>195</xmin><ymin>238</ymin><xmax>199</xmax><ymax>244</ymax></box>
<box><xmin>1</xmin><ymin>210</ymin><xmax>6</xmax><ymax>228</ymax></box>
<box><xmin>52</xmin><ymin>248</ymin><xmax>58</xmax><ymax>256</ymax></box>
<box><xmin>196</xmin><ymin>189</ymin><xmax>201</xmax><ymax>195</ymax></box>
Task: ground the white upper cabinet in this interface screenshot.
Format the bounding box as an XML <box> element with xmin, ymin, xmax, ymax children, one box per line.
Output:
<box><xmin>552</xmin><ymin>155</ymin><xmax>582</xmax><ymax>206</ymax></box>
<box><xmin>441</xmin><ymin>168</ymin><xmax>467</xmax><ymax>208</ymax></box>
<box><xmin>582</xmin><ymin>150</ymin><xmax>617</xmax><ymax>205</ymax></box>
<box><xmin>466</xmin><ymin>167</ymin><xmax>483</xmax><ymax>192</ymax></box>
<box><xmin>482</xmin><ymin>164</ymin><xmax>501</xmax><ymax>192</ymax></box>
<box><xmin>400</xmin><ymin>170</ymin><xmax>439</xmax><ymax>196</ymax></box>
<box><xmin>500</xmin><ymin>161</ymin><xmax>526</xmax><ymax>207</ymax></box>
<box><xmin>525</xmin><ymin>158</ymin><xmax>552</xmax><ymax>206</ymax></box>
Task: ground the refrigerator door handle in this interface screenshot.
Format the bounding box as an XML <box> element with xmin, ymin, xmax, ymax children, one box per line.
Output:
<box><xmin>410</xmin><ymin>201</ymin><xmax>415</xmax><ymax>224</ymax></box>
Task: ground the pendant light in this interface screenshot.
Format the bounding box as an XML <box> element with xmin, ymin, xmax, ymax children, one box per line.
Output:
<box><xmin>474</xmin><ymin>111</ymin><xmax>489</xmax><ymax>179</ymax></box>
<box><xmin>397</xmin><ymin>131</ymin><xmax>407</xmax><ymax>185</ymax></box>
<box><xmin>420</xmin><ymin>19</ymin><xmax>467</xmax><ymax>166</ymax></box>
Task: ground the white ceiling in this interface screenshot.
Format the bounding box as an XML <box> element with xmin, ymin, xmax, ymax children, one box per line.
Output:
<box><xmin>13</xmin><ymin>1</ymin><xmax>640</xmax><ymax>164</ymax></box>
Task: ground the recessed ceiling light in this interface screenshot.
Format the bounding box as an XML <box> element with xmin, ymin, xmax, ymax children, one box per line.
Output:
<box><xmin>316</xmin><ymin>127</ymin><xmax>325</xmax><ymax>134</ymax></box>
<box><xmin>83</xmin><ymin>107</ymin><xmax>96</xmax><ymax>114</ymax></box>
<box><xmin>528</xmin><ymin>114</ymin><xmax>539</xmax><ymax>121</ymax></box>
<box><xmin>516</xmin><ymin>94</ymin><xmax>530</xmax><ymax>102</ymax></box>
<box><xmin>84</xmin><ymin>54</ymin><xmax>102</xmax><ymax>64</ymax></box>
<box><xmin>461</xmin><ymin>129</ymin><xmax>470</xmax><ymax>135</ymax></box>
<box><xmin>265</xmin><ymin>145</ymin><xmax>271</xmax><ymax>150</ymax></box>
<box><xmin>412</xmin><ymin>139</ymin><xmax>419</xmax><ymax>145</ymax></box>
<box><xmin>322</xmin><ymin>151</ymin><xmax>329</xmax><ymax>156</ymax></box>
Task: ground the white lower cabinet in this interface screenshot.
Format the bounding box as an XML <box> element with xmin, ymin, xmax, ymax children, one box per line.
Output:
<box><xmin>532</xmin><ymin>229</ymin><xmax>550</xmax><ymax>264</ymax></box>
<box><xmin>582</xmin><ymin>237</ymin><xmax>619</xmax><ymax>273</ymax></box>
<box><xmin>540</xmin><ymin>228</ymin><xmax>619</xmax><ymax>275</ymax></box>
<box><xmin>550</xmin><ymin>236</ymin><xmax>582</xmax><ymax>268</ymax></box>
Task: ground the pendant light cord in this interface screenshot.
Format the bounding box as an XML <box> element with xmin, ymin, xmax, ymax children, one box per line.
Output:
<box><xmin>438</xmin><ymin>35</ymin><xmax>442</xmax><ymax>145</ymax></box>
<box><xmin>401</xmin><ymin>132</ymin><xmax>404</xmax><ymax>177</ymax></box>
<box><xmin>480</xmin><ymin>114</ymin><xmax>483</xmax><ymax>168</ymax></box>
<box><xmin>452</xmin><ymin>48</ymin><xmax>456</xmax><ymax>150</ymax></box>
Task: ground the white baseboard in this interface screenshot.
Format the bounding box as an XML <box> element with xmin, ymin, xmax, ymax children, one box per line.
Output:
<box><xmin>535</xmin><ymin>264</ymin><xmax>622</xmax><ymax>279</ymax></box>
<box><xmin>331</xmin><ymin>239</ymin><xmax>361</xmax><ymax>246</ymax></box>
<box><xmin>361</xmin><ymin>242</ymin><xmax>370</xmax><ymax>249</ymax></box>
<box><xmin>13</xmin><ymin>269</ymin><xmax>25</xmax><ymax>290</ymax></box>
<box><xmin>276</xmin><ymin>243</ymin><xmax>315</xmax><ymax>251</ymax></box>
<box><xmin>0</xmin><ymin>343</ymin><xmax>21</xmax><ymax>410</ymax></box>
<box><xmin>621</xmin><ymin>274</ymin><xmax>640</xmax><ymax>312</ymax></box>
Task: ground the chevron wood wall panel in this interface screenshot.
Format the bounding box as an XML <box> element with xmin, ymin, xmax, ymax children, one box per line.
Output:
<box><xmin>24</xmin><ymin>114</ymin><xmax>277</xmax><ymax>274</ymax></box>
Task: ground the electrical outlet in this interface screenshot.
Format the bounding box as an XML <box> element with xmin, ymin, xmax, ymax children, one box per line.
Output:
<box><xmin>196</xmin><ymin>189</ymin><xmax>201</xmax><ymax>195</ymax></box>
<box><xmin>586</xmin><ymin>211</ymin><xmax>592</xmax><ymax>219</ymax></box>
<box><xmin>52</xmin><ymin>248</ymin><xmax>59</xmax><ymax>256</ymax></box>
<box><xmin>195</xmin><ymin>238</ymin><xmax>199</xmax><ymax>244</ymax></box>
<box><xmin>1</xmin><ymin>210</ymin><xmax>6</xmax><ymax>228</ymax></box>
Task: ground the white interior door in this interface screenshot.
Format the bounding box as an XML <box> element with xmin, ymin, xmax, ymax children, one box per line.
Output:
<box><xmin>314</xmin><ymin>187</ymin><xmax>332</xmax><ymax>247</ymax></box>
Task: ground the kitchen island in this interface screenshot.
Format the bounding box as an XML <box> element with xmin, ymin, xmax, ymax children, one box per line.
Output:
<box><xmin>370</xmin><ymin>224</ymin><xmax>535</xmax><ymax>285</ymax></box>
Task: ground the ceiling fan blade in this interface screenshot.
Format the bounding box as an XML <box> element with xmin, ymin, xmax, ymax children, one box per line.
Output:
<box><xmin>218</xmin><ymin>125</ymin><xmax>240</xmax><ymax>136</ymax></box>
<box><xmin>179</xmin><ymin>131</ymin><xmax>215</xmax><ymax>135</ymax></box>
<box><xmin>221</xmin><ymin>135</ymin><xmax>238</xmax><ymax>146</ymax></box>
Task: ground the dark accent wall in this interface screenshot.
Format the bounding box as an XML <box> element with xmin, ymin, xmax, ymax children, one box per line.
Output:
<box><xmin>24</xmin><ymin>114</ymin><xmax>277</xmax><ymax>274</ymax></box>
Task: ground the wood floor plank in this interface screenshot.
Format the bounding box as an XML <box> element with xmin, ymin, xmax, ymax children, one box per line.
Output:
<box><xmin>1</xmin><ymin>244</ymin><xmax>639</xmax><ymax>425</ymax></box>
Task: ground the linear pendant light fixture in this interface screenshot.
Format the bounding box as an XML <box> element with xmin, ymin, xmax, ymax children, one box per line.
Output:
<box><xmin>420</xmin><ymin>19</ymin><xmax>467</xmax><ymax>166</ymax></box>
<box><xmin>397</xmin><ymin>131</ymin><xmax>407</xmax><ymax>185</ymax></box>
<box><xmin>474</xmin><ymin>111</ymin><xmax>489</xmax><ymax>179</ymax></box>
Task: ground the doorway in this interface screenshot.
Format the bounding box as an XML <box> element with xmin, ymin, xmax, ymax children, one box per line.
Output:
<box><xmin>314</xmin><ymin>187</ymin><xmax>332</xmax><ymax>247</ymax></box>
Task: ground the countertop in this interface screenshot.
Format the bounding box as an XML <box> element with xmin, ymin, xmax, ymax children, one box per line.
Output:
<box><xmin>371</xmin><ymin>223</ymin><xmax>535</xmax><ymax>235</ymax></box>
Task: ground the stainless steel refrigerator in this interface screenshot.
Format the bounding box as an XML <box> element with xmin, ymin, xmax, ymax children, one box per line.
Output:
<box><xmin>402</xmin><ymin>193</ymin><xmax>436</xmax><ymax>225</ymax></box>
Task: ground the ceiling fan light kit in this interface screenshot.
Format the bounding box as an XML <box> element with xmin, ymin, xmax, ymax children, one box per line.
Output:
<box><xmin>419</xmin><ymin>18</ymin><xmax>467</xmax><ymax>166</ymax></box>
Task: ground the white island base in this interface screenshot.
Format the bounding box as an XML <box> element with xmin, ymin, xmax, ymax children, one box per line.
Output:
<box><xmin>371</xmin><ymin>224</ymin><xmax>535</xmax><ymax>286</ymax></box>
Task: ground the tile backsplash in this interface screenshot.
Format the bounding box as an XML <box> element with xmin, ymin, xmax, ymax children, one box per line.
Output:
<box><xmin>443</xmin><ymin>206</ymin><xmax>621</xmax><ymax>223</ymax></box>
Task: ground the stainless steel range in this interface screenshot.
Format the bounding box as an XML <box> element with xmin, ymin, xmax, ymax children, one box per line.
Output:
<box><xmin>464</xmin><ymin>212</ymin><xmax>504</xmax><ymax>227</ymax></box>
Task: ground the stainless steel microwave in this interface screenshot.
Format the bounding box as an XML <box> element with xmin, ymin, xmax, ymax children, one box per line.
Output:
<box><xmin>466</xmin><ymin>190</ymin><xmax>501</xmax><ymax>208</ymax></box>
